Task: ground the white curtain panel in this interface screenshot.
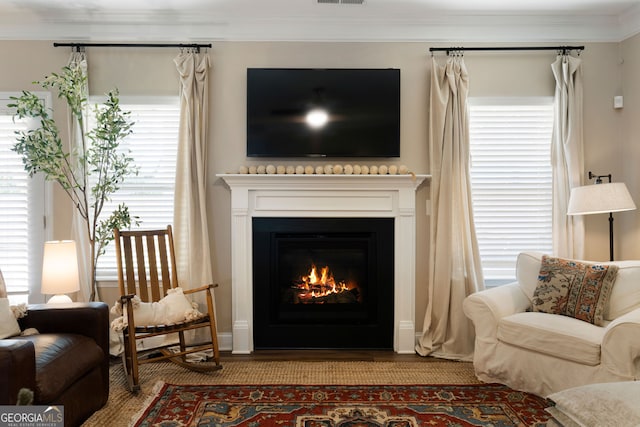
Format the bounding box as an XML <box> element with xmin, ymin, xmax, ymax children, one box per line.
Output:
<box><xmin>173</xmin><ymin>52</ymin><xmax>214</xmax><ymax>290</ymax></box>
<box><xmin>416</xmin><ymin>56</ymin><xmax>484</xmax><ymax>361</ymax></box>
<box><xmin>68</xmin><ymin>51</ymin><xmax>93</xmax><ymax>302</ymax></box>
<box><xmin>551</xmin><ymin>54</ymin><xmax>585</xmax><ymax>259</ymax></box>
<box><xmin>0</xmin><ymin>268</ymin><xmax>6</xmax><ymax>298</ymax></box>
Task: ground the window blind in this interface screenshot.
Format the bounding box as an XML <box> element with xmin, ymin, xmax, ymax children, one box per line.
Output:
<box><xmin>469</xmin><ymin>98</ymin><xmax>554</xmax><ymax>285</ymax></box>
<box><xmin>0</xmin><ymin>96</ymin><xmax>47</xmax><ymax>303</ymax></box>
<box><xmin>93</xmin><ymin>99</ymin><xmax>180</xmax><ymax>280</ymax></box>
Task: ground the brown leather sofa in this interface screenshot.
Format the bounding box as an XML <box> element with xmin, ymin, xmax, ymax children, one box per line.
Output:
<box><xmin>0</xmin><ymin>302</ymin><xmax>109</xmax><ymax>427</ymax></box>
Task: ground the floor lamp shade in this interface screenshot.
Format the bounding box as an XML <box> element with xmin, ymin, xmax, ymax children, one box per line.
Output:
<box><xmin>567</xmin><ymin>182</ymin><xmax>636</xmax><ymax>215</ymax></box>
<box><xmin>567</xmin><ymin>182</ymin><xmax>636</xmax><ymax>261</ymax></box>
<box><xmin>41</xmin><ymin>240</ymin><xmax>80</xmax><ymax>303</ymax></box>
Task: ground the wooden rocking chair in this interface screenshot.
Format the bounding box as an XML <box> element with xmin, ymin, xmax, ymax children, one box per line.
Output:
<box><xmin>114</xmin><ymin>225</ymin><xmax>222</xmax><ymax>392</ymax></box>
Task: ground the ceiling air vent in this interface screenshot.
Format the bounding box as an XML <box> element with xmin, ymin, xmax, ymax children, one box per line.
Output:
<box><xmin>317</xmin><ymin>0</ymin><xmax>365</xmax><ymax>4</ymax></box>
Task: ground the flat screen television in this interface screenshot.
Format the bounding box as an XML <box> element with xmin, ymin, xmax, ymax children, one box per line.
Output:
<box><xmin>246</xmin><ymin>68</ymin><xmax>400</xmax><ymax>158</ymax></box>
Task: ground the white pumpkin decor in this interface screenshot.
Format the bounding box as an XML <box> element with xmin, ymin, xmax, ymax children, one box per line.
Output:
<box><xmin>235</xmin><ymin>163</ymin><xmax>415</xmax><ymax>176</ymax></box>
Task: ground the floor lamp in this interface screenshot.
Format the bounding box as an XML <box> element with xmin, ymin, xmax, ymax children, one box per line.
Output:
<box><xmin>567</xmin><ymin>172</ymin><xmax>636</xmax><ymax>261</ymax></box>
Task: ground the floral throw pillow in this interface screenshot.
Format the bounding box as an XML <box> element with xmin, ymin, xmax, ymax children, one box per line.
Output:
<box><xmin>531</xmin><ymin>255</ymin><xmax>618</xmax><ymax>326</ymax></box>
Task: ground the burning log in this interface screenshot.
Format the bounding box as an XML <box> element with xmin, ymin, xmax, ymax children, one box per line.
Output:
<box><xmin>281</xmin><ymin>263</ymin><xmax>362</xmax><ymax>304</ymax></box>
<box><xmin>284</xmin><ymin>286</ymin><xmax>360</xmax><ymax>304</ymax></box>
<box><xmin>313</xmin><ymin>288</ymin><xmax>360</xmax><ymax>304</ymax></box>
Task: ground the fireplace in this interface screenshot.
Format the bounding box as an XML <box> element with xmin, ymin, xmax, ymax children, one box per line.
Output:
<box><xmin>252</xmin><ymin>217</ymin><xmax>394</xmax><ymax>349</ymax></box>
<box><xmin>218</xmin><ymin>173</ymin><xmax>428</xmax><ymax>354</ymax></box>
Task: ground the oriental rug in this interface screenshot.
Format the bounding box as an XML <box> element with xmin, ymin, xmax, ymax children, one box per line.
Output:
<box><xmin>131</xmin><ymin>382</ymin><xmax>553</xmax><ymax>426</ymax></box>
<box><xmin>84</xmin><ymin>359</ymin><xmax>484</xmax><ymax>426</ymax></box>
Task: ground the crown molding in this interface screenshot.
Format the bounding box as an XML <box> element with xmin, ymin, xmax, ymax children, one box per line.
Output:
<box><xmin>619</xmin><ymin>4</ymin><xmax>640</xmax><ymax>41</ymax></box>
<box><xmin>0</xmin><ymin>12</ymin><xmax>638</xmax><ymax>43</ymax></box>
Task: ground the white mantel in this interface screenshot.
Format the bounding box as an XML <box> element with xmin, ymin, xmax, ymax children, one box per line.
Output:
<box><xmin>218</xmin><ymin>173</ymin><xmax>429</xmax><ymax>354</ymax></box>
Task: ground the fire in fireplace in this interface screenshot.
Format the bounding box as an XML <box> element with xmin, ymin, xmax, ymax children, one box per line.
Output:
<box><xmin>284</xmin><ymin>263</ymin><xmax>361</xmax><ymax>304</ymax></box>
<box><xmin>252</xmin><ymin>217</ymin><xmax>394</xmax><ymax>349</ymax></box>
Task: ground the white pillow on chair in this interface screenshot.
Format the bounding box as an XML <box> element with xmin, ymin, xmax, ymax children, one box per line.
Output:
<box><xmin>162</xmin><ymin>287</ymin><xmax>201</xmax><ymax>323</ymax></box>
<box><xmin>110</xmin><ymin>287</ymin><xmax>203</xmax><ymax>331</ymax></box>
<box><xmin>0</xmin><ymin>269</ymin><xmax>29</xmax><ymax>339</ymax></box>
<box><xmin>0</xmin><ymin>298</ymin><xmax>21</xmax><ymax>339</ymax></box>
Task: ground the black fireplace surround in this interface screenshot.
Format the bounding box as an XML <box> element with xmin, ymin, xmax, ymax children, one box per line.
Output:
<box><xmin>252</xmin><ymin>217</ymin><xmax>394</xmax><ymax>349</ymax></box>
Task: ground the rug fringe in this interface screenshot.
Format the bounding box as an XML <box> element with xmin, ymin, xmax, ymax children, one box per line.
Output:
<box><xmin>128</xmin><ymin>380</ymin><xmax>166</xmax><ymax>427</ymax></box>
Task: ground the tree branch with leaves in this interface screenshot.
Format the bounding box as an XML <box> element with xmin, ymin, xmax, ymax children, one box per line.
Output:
<box><xmin>10</xmin><ymin>64</ymin><xmax>139</xmax><ymax>301</ymax></box>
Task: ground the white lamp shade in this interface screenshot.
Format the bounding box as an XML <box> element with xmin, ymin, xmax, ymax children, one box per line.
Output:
<box><xmin>567</xmin><ymin>182</ymin><xmax>636</xmax><ymax>216</ymax></box>
<box><xmin>41</xmin><ymin>240</ymin><xmax>80</xmax><ymax>296</ymax></box>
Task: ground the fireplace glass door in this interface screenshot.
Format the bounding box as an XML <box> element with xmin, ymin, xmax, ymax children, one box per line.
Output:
<box><xmin>252</xmin><ymin>217</ymin><xmax>394</xmax><ymax>349</ymax></box>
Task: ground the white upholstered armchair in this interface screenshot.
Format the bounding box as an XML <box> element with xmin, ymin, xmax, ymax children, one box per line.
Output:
<box><xmin>463</xmin><ymin>251</ymin><xmax>640</xmax><ymax>397</ymax></box>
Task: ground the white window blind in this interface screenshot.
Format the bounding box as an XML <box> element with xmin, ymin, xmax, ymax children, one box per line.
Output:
<box><xmin>92</xmin><ymin>98</ymin><xmax>180</xmax><ymax>281</ymax></box>
<box><xmin>0</xmin><ymin>95</ymin><xmax>47</xmax><ymax>304</ymax></box>
<box><xmin>469</xmin><ymin>98</ymin><xmax>554</xmax><ymax>285</ymax></box>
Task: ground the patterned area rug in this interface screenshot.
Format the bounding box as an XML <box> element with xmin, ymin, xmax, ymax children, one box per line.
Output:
<box><xmin>132</xmin><ymin>382</ymin><xmax>553</xmax><ymax>426</ymax></box>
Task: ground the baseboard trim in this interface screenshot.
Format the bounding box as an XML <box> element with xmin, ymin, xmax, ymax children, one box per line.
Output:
<box><xmin>217</xmin><ymin>332</ymin><xmax>423</xmax><ymax>353</ymax></box>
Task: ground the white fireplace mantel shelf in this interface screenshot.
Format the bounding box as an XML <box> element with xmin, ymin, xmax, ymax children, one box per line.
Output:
<box><xmin>219</xmin><ymin>173</ymin><xmax>428</xmax><ymax>187</ymax></box>
<box><xmin>218</xmin><ymin>173</ymin><xmax>429</xmax><ymax>354</ymax></box>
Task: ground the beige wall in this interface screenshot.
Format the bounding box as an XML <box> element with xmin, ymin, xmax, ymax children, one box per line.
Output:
<box><xmin>620</xmin><ymin>34</ymin><xmax>640</xmax><ymax>260</ymax></box>
<box><xmin>0</xmin><ymin>39</ymin><xmax>632</xmax><ymax>337</ymax></box>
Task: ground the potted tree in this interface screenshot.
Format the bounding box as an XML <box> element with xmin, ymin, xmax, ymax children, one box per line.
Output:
<box><xmin>10</xmin><ymin>63</ymin><xmax>138</xmax><ymax>301</ymax></box>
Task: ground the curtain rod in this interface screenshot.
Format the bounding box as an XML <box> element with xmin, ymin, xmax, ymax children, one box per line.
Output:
<box><xmin>53</xmin><ymin>42</ymin><xmax>211</xmax><ymax>51</ymax></box>
<box><xmin>430</xmin><ymin>45</ymin><xmax>584</xmax><ymax>55</ymax></box>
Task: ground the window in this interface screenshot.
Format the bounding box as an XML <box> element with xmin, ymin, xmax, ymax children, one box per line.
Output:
<box><xmin>92</xmin><ymin>97</ymin><xmax>180</xmax><ymax>280</ymax></box>
<box><xmin>469</xmin><ymin>98</ymin><xmax>554</xmax><ymax>285</ymax></box>
<box><xmin>0</xmin><ymin>93</ymin><xmax>49</xmax><ymax>304</ymax></box>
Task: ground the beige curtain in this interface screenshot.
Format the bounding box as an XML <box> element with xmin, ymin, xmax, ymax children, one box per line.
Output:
<box><xmin>551</xmin><ymin>54</ymin><xmax>585</xmax><ymax>259</ymax></box>
<box><xmin>68</xmin><ymin>51</ymin><xmax>92</xmax><ymax>302</ymax></box>
<box><xmin>416</xmin><ymin>55</ymin><xmax>484</xmax><ymax>361</ymax></box>
<box><xmin>173</xmin><ymin>51</ymin><xmax>214</xmax><ymax>289</ymax></box>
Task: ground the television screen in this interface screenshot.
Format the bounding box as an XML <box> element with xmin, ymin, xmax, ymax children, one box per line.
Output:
<box><xmin>246</xmin><ymin>68</ymin><xmax>400</xmax><ymax>158</ymax></box>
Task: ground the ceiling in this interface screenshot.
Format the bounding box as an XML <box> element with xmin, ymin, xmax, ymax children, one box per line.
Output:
<box><xmin>2</xmin><ymin>0</ymin><xmax>640</xmax><ymax>43</ymax></box>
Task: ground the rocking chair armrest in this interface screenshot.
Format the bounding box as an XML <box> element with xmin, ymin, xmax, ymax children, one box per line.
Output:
<box><xmin>183</xmin><ymin>284</ymin><xmax>219</xmax><ymax>295</ymax></box>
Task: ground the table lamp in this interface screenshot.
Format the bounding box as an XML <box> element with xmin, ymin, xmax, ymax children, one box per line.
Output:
<box><xmin>41</xmin><ymin>240</ymin><xmax>80</xmax><ymax>303</ymax></box>
<box><xmin>567</xmin><ymin>172</ymin><xmax>636</xmax><ymax>261</ymax></box>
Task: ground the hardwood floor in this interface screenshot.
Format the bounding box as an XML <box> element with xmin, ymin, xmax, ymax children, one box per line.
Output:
<box><xmin>220</xmin><ymin>349</ymin><xmax>427</xmax><ymax>362</ymax></box>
